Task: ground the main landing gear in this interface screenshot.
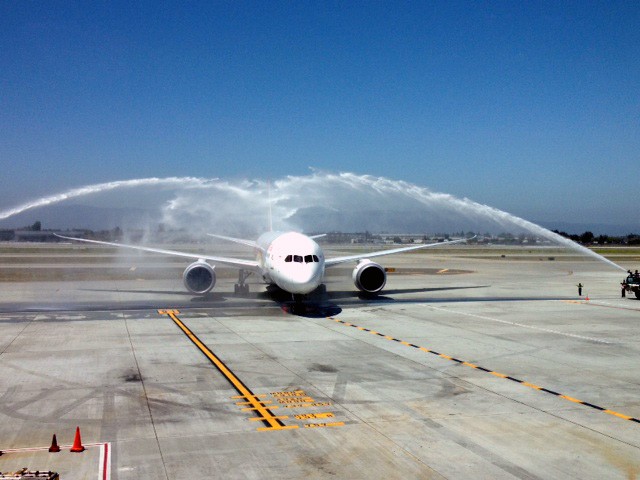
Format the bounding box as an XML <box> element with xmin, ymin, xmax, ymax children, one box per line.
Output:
<box><xmin>234</xmin><ymin>269</ymin><xmax>252</xmax><ymax>295</ymax></box>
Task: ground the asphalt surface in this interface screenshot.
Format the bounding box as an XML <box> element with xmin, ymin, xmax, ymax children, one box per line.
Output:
<box><xmin>0</xmin><ymin>244</ymin><xmax>639</xmax><ymax>479</ymax></box>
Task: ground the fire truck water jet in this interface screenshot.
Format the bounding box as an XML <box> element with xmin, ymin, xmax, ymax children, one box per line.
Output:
<box><xmin>0</xmin><ymin>173</ymin><xmax>627</xmax><ymax>272</ymax></box>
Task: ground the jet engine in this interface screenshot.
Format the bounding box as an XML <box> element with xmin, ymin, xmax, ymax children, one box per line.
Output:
<box><xmin>183</xmin><ymin>260</ymin><xmax>216</xmax><ymax>294</ymax></box>
<box><xmin>352</xmin><ymin>260</ymin><xmax>387</xmax><ymax>294</ymax></box>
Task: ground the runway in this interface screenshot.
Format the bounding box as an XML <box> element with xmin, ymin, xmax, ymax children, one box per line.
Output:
<box><xmin>1</xmin><ymin>243</ymin><xmax>639</xmax><ymax>479</ymax></box>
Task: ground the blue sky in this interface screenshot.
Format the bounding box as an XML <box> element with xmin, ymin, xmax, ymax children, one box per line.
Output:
<box><xmin>1</xmin><ymin>1</ymin><xmax>639</xmax><ymax>229</ymax></box>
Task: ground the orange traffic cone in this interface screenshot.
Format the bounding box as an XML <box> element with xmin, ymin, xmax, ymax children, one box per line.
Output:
<box><xmin>585</xmin><ymin>294</ymin><xmax>590</xmax><ymax>301</ymax></box>
<box><xmin>48</xmin><ymin>433</ymin><xmax>61</xmax><ymax>452</ymax></box>
<box><xmin>70</xmin><ymin>426</ymin><xmax>85</xmax><ymax>452</ymax></box>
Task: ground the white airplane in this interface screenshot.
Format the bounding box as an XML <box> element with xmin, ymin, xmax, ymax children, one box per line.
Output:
<box><xmin>54</xmin><ymin>231</ymin><xmax>468</xmax><ymax>299</ymax></box>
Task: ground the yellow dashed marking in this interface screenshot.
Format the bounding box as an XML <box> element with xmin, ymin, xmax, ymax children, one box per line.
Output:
<box><xmin>327</xmin><ymin>316</ymin><xmax>640</xmax><ymax>426</ymax></box>
<box><xmin>605</xmin><ymin>410</ymin><xmax>632</xmax><ymax>420</ymax></box>
<box><xmin>560</xmin><ymin>395</ymin><xmax>583</xmax><ymax>404</ymax></box>
<box><xmin>522</xmin><ymin>382</ymin><xmax>542</xmax><ymax>390</ymax></box>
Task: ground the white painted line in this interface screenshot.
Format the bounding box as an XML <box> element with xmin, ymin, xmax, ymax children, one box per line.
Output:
<box><xmin>423</xmin><ymin>304</ymin><xmax>612</xmax><ymax>344</ymax></box>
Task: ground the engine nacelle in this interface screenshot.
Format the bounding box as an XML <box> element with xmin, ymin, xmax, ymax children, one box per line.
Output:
<box><xmin>183</xmin><ymin>260</ymin><xmax>216</xmax><ymax>294</ymax></box>
<box><xmin>352</xmin><ymin>260</ymin><xmax>387</xmax><ymax>294</ymax></box>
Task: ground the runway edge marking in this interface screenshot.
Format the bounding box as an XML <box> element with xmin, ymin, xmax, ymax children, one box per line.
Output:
<box><xmin>327</xmin><ymin>317</ymin><xmax>640</xmax><ymax>426</ymax></box>
<box><xmin>158</xmin><ymin>309</ymin><xmax>297</xmax><ymax>432</ymax></box>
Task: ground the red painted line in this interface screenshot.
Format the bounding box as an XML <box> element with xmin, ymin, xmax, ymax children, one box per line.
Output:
<box><xmin>101</xmin><ymin>442</ymin><xmax>110</xmax><ymax>480</ymax></box>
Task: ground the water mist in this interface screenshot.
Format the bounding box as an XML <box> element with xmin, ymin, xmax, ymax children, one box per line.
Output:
<box><xmin>0</xmin><ymin>172</ymin><xmax>627</xmax><ymax>272</ymax></box>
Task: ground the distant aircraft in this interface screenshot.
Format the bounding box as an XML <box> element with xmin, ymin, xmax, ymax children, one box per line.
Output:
<box><xmin>54</xmin><ymin>232</ymin><xmax>467</xmax><ymax>300</ymax></box>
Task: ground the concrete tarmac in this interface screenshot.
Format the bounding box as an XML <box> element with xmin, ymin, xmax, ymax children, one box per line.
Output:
<box><xmin>0</xmin><ymin>244</ymin><xmax>639</xmax><ymax>479</ymax></box>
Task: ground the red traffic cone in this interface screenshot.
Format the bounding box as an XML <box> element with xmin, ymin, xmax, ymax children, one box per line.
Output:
<box><xmin>70</xmin><ymin>426</ymin><xmax>85</xmax><ymax>452</ymax></box>
<box><xmin>48</xmin><ymin>433</ymin><xmax>61</xmax><ymax>452</ymax></box>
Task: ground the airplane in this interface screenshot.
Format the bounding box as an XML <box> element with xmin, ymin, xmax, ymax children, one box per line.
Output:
<box><xmin>54</xmin><ymin>231</ymin><xmax>469</xmax><ymax>300</ymax></box>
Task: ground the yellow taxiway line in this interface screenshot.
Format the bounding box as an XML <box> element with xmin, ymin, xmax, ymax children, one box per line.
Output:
<box><xmin>158</xmin><ymin>309</ymin><xmax>297</xmax><ymax>431</ymax></box>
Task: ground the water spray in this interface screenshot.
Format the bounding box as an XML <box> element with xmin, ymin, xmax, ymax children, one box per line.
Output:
<box><xmin>0</xmin><ymin>176</ymin><xmax>215</xmax><ymax>221</ymax></box>
<box><xmin>0</xmin><ymin>172</ymin><xmax>627</xmax><ymax>272</ymax></box>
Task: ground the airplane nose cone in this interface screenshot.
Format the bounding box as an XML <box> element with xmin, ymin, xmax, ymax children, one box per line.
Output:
<box><xmin>291</xmin><ymin>267</ymin><xmax>317</xmax><ymax>283</ymax></box>
<box><xmin>282</xmin><ymin>264</ymin><xmax>323</xmax><ymax>294</ymax></box>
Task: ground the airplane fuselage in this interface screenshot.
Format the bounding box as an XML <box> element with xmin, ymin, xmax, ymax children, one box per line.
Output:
<box><xmin>256</xmin><ymin>231</ymin><xmax>325</xmax><ymax>294</ymax></box>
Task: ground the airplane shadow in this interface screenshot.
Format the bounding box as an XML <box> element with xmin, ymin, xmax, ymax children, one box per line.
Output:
<box><xmin>257</xmin><ymin>285</ymin><xmax>494</xmax><ymax>317</ymax></box>
<box><xmin>274</xmin><ymin>284</ymin><xmax>577</xmax><ymax>314</ymax></box>
<box><xmin>76</xmin><ymin>284</ymin><xmax>574</xmax><ymax>317</ymax></box>
<box><xmin>257</xmin><ymin>285</ymin><xmax>343</xmax><ymax>318</ymax></box>
<box><xmin>327</xmin><ymin>285</ymin><xmax>489</xmax><ymax>300</ymax></box>
<box><xmin>80</xmin><ymin>288</ymin><xmax>228</xmax><ymax>303</ymax></box>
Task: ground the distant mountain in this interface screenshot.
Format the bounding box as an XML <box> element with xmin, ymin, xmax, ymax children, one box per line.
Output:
<box><xmin>0</xmin><ymin>204</ymin><xmax>159</xmax><ymax>231</ymax></box>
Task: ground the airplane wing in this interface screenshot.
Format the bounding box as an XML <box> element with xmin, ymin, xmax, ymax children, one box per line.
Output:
<box><xmin>325</xmin><ymin>237</ymin><xmax>471</xmax><ymax>267</ymax></box>
<box><xmin>206</xmin><ymin>233</ymin><xmax>260</xmax><ymax>249</ymax></box>
<box><xmin>54</xmin><ymin>234</ymin><xmax>260</xmax><ymax>269</ymax></box>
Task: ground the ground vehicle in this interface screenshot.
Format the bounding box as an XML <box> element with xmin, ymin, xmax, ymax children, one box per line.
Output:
<box><xmin>621</xmin><ymin>272</ymin><xmax>640</xmax><ymax>299</ymax></box>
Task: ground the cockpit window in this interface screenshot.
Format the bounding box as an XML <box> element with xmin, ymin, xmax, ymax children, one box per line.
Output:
<box><xmin>286</xmin><ymin>254</ymin><xmax>320</xmax><ymax>263</ymax></box>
